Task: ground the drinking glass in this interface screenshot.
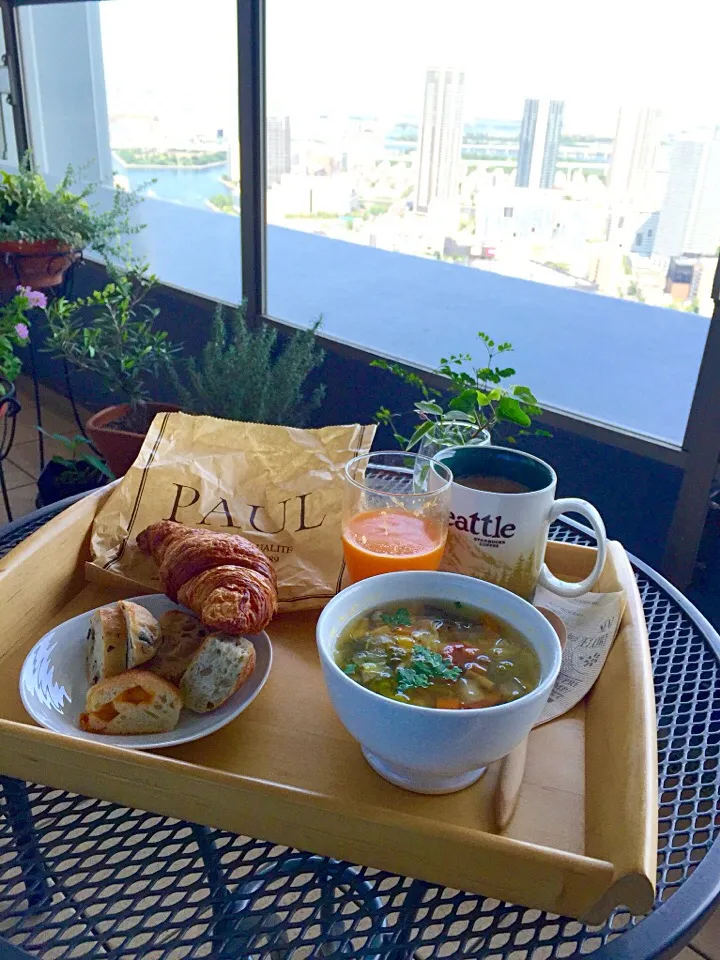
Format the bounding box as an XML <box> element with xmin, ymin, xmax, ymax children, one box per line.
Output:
<box><xmin>342</xmin><ymin>451</ymin><xmax>453</xmax><ymax>582</ymax></box>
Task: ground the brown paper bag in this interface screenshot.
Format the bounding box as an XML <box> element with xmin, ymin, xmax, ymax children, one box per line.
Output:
<box><xmin>88</xmin><ymin>412</ymin><xmax>375</xmax><ymax>610</ymax></box>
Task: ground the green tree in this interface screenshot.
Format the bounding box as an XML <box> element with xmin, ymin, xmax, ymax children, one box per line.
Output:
<box><xmin>209</xmin><ymin>193</ymin><xmax>234</xmax><ymax>212</ymax></box>
<box><xmin>115</xmin><ymin>147</ymin><xmax>227</xmax><ymax>167</ymax></box>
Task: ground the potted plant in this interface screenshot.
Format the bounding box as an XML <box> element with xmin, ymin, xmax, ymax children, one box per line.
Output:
<box><xmin>43</xmin><ymin>268</ymin><xmax>180</xmax><ymax>476</ymax></box>
<box><xmin>0</xmin><ymin>284</ymin><xmax>44</xmax><ymax>404</ymax></box>
<box><xmin>171</xmin><ymin>303</ymin><xmax>327</xmax><ymax>425</ymax></box>
<box><xmin>0</xmin><ymin>155</ymin><xmax>142</xmax><ymax>291</ymax></box>
<box><xmin>372</xmin><ymin>332</ymin><xmax>549</xmax><ymax>455</ymax></box>
<box><xmin>36</xmin><ymin>430</ymin><xmax>114</xmax><ymax>507</ymax></box>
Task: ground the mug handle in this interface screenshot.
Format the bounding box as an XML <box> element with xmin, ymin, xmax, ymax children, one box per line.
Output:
<box><xmin>537</xmin><ymin>498</ymin><xmax>607</xmax><ymax>598</ymax></box>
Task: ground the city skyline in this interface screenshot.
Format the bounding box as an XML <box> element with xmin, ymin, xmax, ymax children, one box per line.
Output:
<box><xmin>93</xmin><ymin>0</ymin><xmax>720</xmax><ymax>318</ymax></box>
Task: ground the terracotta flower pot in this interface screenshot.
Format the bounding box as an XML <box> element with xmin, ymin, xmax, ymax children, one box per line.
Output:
<box><xmin>0</xmin><ymin>240</ymin><xmax>81</xmax><ymax>292</ymax></box>
<box><xmin>86</xmin><ymin>402</ymin><xmax>181</xmax><ymax>477</ymax></box>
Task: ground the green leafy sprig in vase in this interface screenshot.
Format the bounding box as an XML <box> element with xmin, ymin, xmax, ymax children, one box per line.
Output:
<box><xmin>372</xmin><ymin>332</ymin><xmax>550</xmax><ymax>455</ymax></box>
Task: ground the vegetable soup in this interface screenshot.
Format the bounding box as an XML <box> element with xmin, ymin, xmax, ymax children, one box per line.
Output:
<box><xmin>334</xmin><ymin>600</ymin><xmax>541</xmax><ymax>709</ymax></box>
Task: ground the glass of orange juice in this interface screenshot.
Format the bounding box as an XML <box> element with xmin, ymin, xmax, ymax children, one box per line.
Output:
<box><xmin>342</xmin><ymin>451</ymin><xmax>454</xmax><ymax>582</ymax></box>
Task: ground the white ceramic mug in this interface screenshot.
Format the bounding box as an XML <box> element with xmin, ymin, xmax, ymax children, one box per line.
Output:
<box><xmin>434</xmin><ymin>445</ymin><xmax>607</xmax><ymax>600</ymax></box>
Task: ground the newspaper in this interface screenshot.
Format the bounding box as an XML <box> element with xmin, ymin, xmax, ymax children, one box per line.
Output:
<box><xmin>534</xmin><ymin>587</ymin><xmax>627</xmax><ymax>725</ymax></box>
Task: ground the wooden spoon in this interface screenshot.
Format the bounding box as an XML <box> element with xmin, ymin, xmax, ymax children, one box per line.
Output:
<box><xmin>494</xmin><ymin>607</ymin><xmax>567</xmax><ymax>830</ymax></box>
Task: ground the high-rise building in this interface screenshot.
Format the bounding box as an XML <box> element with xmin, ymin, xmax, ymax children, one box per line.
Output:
<box><xmin>267</xmin><ymin>116</ymin><xmax>292</xmax><ymax>186</ymax></box>
<box><xmin>608</xmin><ymin>107</ymin><xmax>662</xmax><ymax>204</ymax></box>
<box><xmin>654</xmin><ymin>133</ymin><xmax>720</xmax><ymax>257</ymax></box>
<box><xmin>416</xmin><ymin>68</ymin><xmax>466</xmax><ymax>215</ymax></box>
<box><xmin>631</xmin><ymin>211</ymin><xmax>659</xmax><ymax>257</ymax></box>
<box><xmin>515</xmin><ymin>99</ymin><xmax>564</xmax><ymax>189</ymax></box>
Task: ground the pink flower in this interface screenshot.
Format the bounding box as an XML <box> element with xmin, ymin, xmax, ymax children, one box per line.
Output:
<box><xmin>15</xmin><ymin>285</ymin><xmax>47</xmax><ymax>308</ymax></box>
<box><xmin>14</xmin><ymin>322</ymin><xmax>29</xmax><ymax>340</ymax></box>
<box><xmin>28</xmin><ymin>291</ymin><xmax>46</xmax><ymax>308</ymax></box>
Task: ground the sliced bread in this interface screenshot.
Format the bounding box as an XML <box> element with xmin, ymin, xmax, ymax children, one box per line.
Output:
<box><xmin>86</xmin><ymin>606</ymin><xmax>127</xmax><ymax>685</ymax></box>
<box><xmin>180</xmin><ymin>634</ymin><xmax>256</xmax><ymax>713</ymax></box>
<box><xmin>119</xmin><ymin>600</ymin><xmax>161</xmax><ymax>668</ymax></box>
<box><xmin>148</xmin><ymin>610</ymin><xmax>209</xmax><ymax>684</ymax></box>
<box><xmin>79</xmin><ymin>670</ymin><xmax>182</xmax><ymax>735</ymax></box>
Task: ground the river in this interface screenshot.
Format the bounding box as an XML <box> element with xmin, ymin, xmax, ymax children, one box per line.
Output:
<box><xmin>122</xmin><ymin>161</ymin><xmax>233</xmax><ymax>210</ymax></box>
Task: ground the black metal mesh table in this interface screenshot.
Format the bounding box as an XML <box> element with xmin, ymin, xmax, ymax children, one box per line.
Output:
<box><xmin>0</xmin><ymin>496</ymin><xmax>718</xmax><ymax>959</ymax></box>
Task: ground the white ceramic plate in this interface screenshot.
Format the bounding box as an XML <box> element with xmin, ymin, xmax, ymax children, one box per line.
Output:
<box><xmin>19</xmin><ymin>594</ymin><xmax>272</xmax><ymax>751</ymax></box>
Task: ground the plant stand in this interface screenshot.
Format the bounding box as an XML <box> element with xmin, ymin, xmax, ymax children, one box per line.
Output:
<box><xmin>0</xmin><ymin>384</ymin><xmax>21</xmax><ymax>522</ymax></box>
<box><xmin>26</xmin><ymin>321</ymin><xmax>44</xmax><ymax>470</ymax></box>
<box><xmin>0</xmin><ymin>250</ymin><xmax>83</xmax><ymax>473</ymax></box>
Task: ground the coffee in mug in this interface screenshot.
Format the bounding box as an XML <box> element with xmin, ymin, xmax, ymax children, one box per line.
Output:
<box><xmin>457</xmin><ymin>475</ymin><xmax>531</xmax><ymax>494</ymax></box>
<box><xmin>434</xmin><ymin>445</ymin><xmax>607</xmax><ymax>601</ymax></box>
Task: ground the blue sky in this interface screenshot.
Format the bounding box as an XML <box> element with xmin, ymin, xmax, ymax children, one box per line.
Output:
<box><xmin>99</xmin><ymin>0</ymin><xmax>720</xmax><ymax>138</ymax></box>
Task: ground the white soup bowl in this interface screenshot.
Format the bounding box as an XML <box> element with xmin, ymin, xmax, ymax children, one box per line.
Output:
<box><xmin>316</xmin><ymin>570</ymin><xmax>562</xmax><ymax>794</ymax></box>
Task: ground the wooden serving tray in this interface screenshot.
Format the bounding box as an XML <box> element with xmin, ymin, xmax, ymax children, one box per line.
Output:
<box><xmin>0</xmin><ymin>488</ymin><xmax>657</xmax><ymax>922</ymax></box>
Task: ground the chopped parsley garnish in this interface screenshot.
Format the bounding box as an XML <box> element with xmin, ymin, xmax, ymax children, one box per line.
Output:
<box><xmin>396</xmin><ymin>645</ymin><xmax>461</xmax><ymax>693</ymax></box>
<box><xmin>381</xmin><ymin>607</ymin><xmax>412</xmax><ymax>627</ymax></box>
<box><xmin>343</xmin><ymin>663</ymin><xmax>357</xmax><ymax>675</ymax></box>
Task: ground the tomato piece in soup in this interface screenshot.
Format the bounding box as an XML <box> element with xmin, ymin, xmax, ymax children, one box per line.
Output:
<box><xmin>443</xmin><ymin>643</ymin><xmax>482</xmax><ymax>667</ymax></box>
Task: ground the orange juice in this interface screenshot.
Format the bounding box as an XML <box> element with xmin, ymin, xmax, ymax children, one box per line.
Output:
<box><xmin>342</xmin><ymin>508</ymin><xmax>446</xmax><ymax>582</ymax></box>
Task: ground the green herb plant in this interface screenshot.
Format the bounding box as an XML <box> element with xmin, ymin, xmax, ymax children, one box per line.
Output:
<box><xmin>372</xmin><ymin>332</ymin><xmax>550</xmax><ymax>450</ymax></box>
<box><xmin>396</xmin><ymin>645</ymin><xmax>461</xmax><ymax>694</ymax></box>
<box><xmin>0</xmin><ymin>154</ymin><xmax>144</xmax><ymax>263</ymax></box>
<box><xmin>43</xmin><ymin>268</ymin><xmax>179</xmax><ymax>432</ymax></box>
<box><xmin>39</xmin><ymin>429</ymin><xmax>114</xmax><ymax>485</ymax></box>
<box><xmin>172</xmin><ymin>303</ymin><xmax>326</xmax><ymax>427</ymax></box>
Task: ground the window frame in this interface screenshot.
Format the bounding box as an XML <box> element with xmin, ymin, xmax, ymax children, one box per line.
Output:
<box><xmin>237</xmin><ymin>0</ymin><xmax>265</xmax><ymax>317</ymax></box>
<box><xmin>2</xmin><ymin>0</ymin><xmax>720</xmax><ymax>589</ymax></box>
<box><xmin>233</xmin><ymin>0</ymin><xmax>702</xmax><ymax>471</ymax></box>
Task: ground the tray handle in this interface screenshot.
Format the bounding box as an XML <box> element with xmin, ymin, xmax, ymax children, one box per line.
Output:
<box><xmin>583</xmin><ymin>541</ymin><xmax>658</xmax><ymax>920</ymax></box>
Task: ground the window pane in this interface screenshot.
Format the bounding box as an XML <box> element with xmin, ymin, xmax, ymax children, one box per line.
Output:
<box><xmin>0</xmin><ymin>8</ymin><xmax>19</xmax><ymax>167</ymax></box>
<box><xmin>14</xmin><ymin>0</ymin><xmax>240</xmax><ymax>302</ymax></box>
<box><xmin>266</xmin><ymin>0</ymin><xmax>719</xmax><ymax>444</ymax></box>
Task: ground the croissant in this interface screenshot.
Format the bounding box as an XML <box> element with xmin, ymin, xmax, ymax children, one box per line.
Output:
<box><xmin>137</xmin><ymin>521</ymin><xmax>278</xmax><ymax>635</ymax></box>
